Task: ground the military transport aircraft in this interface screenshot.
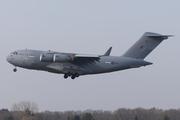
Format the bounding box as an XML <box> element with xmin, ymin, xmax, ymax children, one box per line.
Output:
<box><xmin>6</xmin><ymin>32</ymin><xmax>172</xmax><ymax>79</ymax></box>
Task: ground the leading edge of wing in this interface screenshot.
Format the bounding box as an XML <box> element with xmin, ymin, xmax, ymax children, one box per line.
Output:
<box><xmin>74</xmin><ymin>54</ymin><xmax>100</xmax><ymax>58</ymax></box>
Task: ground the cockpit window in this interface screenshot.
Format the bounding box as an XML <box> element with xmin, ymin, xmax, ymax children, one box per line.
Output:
<box><xmin>11</xmin><ymin>51</ymin><xmax>18</xmax><ymax>55</ymax></box>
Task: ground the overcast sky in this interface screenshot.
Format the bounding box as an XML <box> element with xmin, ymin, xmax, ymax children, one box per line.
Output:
<box><xmin>0</xmin><ymin>0</ymin><xmax>180</xmax><ymax>112</ymax></box>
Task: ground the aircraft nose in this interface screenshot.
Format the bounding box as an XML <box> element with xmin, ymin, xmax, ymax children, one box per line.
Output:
<box><xmin>6</xmin><ymin>55</ymin><xmax>9</xmax><ymax>62</ymax></box>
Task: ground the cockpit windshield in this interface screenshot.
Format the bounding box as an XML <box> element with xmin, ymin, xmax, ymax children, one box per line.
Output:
<box><xmin>11</xmin><ymin>51</ymin><xmax>18</xmax><ymax>55</ymax></box>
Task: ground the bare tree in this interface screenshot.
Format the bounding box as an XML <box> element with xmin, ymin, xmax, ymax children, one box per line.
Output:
<box><xmin>21</xmin><ymin>116</ymin><xmax>37</xmax><ymax>120</ymax></box>
<box><xmin>114</xmin><ymin>108</ymin><xmax>133</xmax><ymax>120</ymax></box>
<box><xmin>11</xmin><ymin>101</ymin><xmax>38</xmax><ymax>120</ymax></box>
<box><xmin>11</xmin><ymin>101</ymin><xmax>38</xmax><ymax>114</ymax></box>
<box><xmin>2</xmin><ymin>106</ymin><xmax>180</xmax><ymax>120</ymax></box>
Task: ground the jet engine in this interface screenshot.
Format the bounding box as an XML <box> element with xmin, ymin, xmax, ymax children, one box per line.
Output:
<box><xmin>40</xmin><ymin>54</ymin><xmax>53</xmax><ymax>62</ymax></box>
<box><xmin>53</xmin><ymin>54</ymin><xmax>73</xmax><ymax>62</ymax></box>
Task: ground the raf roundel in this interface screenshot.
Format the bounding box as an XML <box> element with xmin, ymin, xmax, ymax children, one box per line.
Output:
<box><xmin>111</xmin><ymin>61</ymin><xmax>114</xmax><ymax>65</ymax></box>
<box><xmin>139</xmin><ymin>45</ymin><xmax>143</xmax><ymax>49</ymax></box>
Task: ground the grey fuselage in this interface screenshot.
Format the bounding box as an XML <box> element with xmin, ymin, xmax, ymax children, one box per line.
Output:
<box><xmin>6</xmin><ymin>32</ymin><xmax>171</xmax><ymax>79</ymax></box>
<box><xmin>6</xmin><ymin>49</ymin><xmax>152</xmax><ymax>76</ymax></box>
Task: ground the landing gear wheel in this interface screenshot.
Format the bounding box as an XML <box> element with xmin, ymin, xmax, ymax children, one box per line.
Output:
<box><xmin>71</xmin><ymin>75</ymin><xmax>75</xmax><ymax>79</ymax></box>
<box><xmin>13</xmin><ymin>68</ymin><xmax>17</xmax><ymax>72</ymax></box>
<box><xmin>64</xmin><ymin>74</ymin><xmax>68</xmax><ymax>79</ymax></box>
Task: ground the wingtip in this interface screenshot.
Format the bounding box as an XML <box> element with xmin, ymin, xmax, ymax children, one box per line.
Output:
<box><xmin>103</xmin><ymin>47</ymin><xmax>113</xmax><ymax>56</ymax></box>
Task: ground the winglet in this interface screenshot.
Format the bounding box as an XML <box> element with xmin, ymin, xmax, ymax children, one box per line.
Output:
<box><xmin>104</xmin><ymin>47</ymin><xmax>112</xmax><ymax>56</ymax></box>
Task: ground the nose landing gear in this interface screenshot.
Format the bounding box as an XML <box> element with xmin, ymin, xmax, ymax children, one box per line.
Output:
<box><xmin>13</xmin><ymin>68</ymin><xmax>17</xmax><ymax>72</ymax></box>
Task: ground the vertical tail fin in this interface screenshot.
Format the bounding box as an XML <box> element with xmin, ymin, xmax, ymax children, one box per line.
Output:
<box><xmin>122</xmin><ymin>32</ymin><xmax>172</xmax><ymax>59</ymax></box>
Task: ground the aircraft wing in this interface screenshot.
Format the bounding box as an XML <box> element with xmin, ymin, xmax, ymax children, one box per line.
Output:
<box><xmin>74</xmin><ymin>54</ymin><xmax>100</xmax><ymax>58</ymax></box>
<box><xmin>45</xmin><ymin>51</ymin><xmax>101</xmax><ymax>65</ymax></box>
<box><xmin>47</xmin><ymin>54</ymin><xmax>101</xmax><ymax>73</ymax></box>
<box><xmin>72</xmin><ymin>54</ymin><xmax>100</xmax><ymax>65</ymax></box>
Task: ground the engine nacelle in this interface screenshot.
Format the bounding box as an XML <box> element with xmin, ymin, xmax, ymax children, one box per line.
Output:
<box><xmin>53</xmin><ymin>54</ymin><xmax>73</xmax><ymax>62</ymax></box>
<box><xmin>40</xmin><ymin>54</ymin><xmax>53</xmax><ymax>62</ymax></box>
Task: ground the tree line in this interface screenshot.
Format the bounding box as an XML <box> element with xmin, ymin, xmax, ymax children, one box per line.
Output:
<box><xmin>0</xmin><ymin>101</ymin><xmax>179</xmax><ymax>120</ymax></box>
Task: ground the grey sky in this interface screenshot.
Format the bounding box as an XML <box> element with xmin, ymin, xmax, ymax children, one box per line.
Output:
<box><xmin>0</xmin><ymin>0</ymin><xmax>180</xmax><ymax>112</ymax></box>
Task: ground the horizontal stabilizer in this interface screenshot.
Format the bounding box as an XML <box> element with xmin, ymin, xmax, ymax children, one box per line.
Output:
<box><xmin>146</xmin><ymin>35</ymin><xmax>173</xmax><ymax>37</ymax></box>
<box><xmin>146</xmin><ymin>34</ymin><xmax>173</xmax><ymax>39</ymax></box>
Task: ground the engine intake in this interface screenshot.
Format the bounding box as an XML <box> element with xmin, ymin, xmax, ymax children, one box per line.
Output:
<box><xmin>53</xmin><ymin>54</ymin><xmax>73</xmax><ymax>62</ymax></box>
<box><xmin>40</xmin><ymin>54</ymin><xmax>53</xmax><ymax>62</ymax></box>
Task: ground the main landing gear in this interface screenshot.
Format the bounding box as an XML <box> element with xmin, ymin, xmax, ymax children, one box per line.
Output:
<box><xmin>13</xmin><ymin>68</ymin><xmax>17</xmax><ymax>72</ymax></box>
<box><xmin>64</xmin><ymin>73</ymin><xmax>79</xmax><ymax>80</ymax></box>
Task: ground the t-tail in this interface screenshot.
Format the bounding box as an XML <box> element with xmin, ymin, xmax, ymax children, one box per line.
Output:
<box><xmin>122</xmin><ymin>32</ymin><xmax>172</xmax><ymax>59</ymax></box>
